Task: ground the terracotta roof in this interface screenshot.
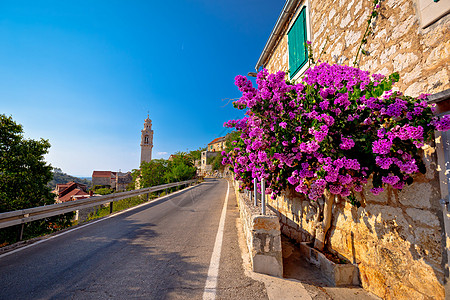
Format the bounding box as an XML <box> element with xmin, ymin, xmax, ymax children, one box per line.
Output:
<box><xmin>56</xmin><ymin>182</ymin><xmax>76</xmax><ymax>195</ymax></box>
<box><xmin>208</xmin><ymin>136</ymin><xmax>226</xmax><ymax>145</ymax></box>
<box><xmin>57</xmin><ymin>181</ymin><xmax>75</xmax><ymax>187</ymax></box>
<box><xmin>92</xmin><ymin>171</ymin><xmax>112</xmax><ymax>177</ymax></box>
<box><xmin>59</xmin><ymin>188</ymin><xmax>89</xmax><ymax>202</ymax></box>
<box><xmin>56</xmin><ymin>182</ymin><xmax>74</xmax><ymax>190</ymax></box>
<box><xmin>56</xmin><ymin>181</ymin><xmax>87</xmax><ymax>197</ymax></box>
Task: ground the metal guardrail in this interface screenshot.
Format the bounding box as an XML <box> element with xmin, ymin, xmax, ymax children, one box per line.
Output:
<box><xmin>0</xmin><ymin>179</ymin><xmax>197</xmax><ymax>230</ymax></box>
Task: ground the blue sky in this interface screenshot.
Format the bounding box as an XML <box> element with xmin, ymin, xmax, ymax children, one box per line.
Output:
<box><xmin>0</xmin><ymin>0</ymin><xmax>284</xmax><ymax>177</ymax></box>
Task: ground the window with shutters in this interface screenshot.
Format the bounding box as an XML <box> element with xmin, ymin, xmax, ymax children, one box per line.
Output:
<box><xmin>288</xmin><ymin>6</ymin><xmax>308</xmax><ymax>79</ymax></box>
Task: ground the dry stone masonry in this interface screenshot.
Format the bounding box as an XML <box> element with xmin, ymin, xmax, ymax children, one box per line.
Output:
<box><xmin>265</xmin><ymin>0</ymin><xmax>449</xmax><ymax>98</ymax></box>
<box><xmin>233</xmin><ymin>181</ymin><xmax>283</xmax><ymax>277</ymax></box>
<box><xmin>258</xmin><ymin>0</ymin><xmax>449</xmax><ymax>298</ymax></box>
<box><xmin>268</xmin><ymin>147</ymin><xmax>445</xmax><ymax>299</ymax></box>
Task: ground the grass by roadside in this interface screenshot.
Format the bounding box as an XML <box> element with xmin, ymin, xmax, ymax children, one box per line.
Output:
<box><xmin>86</xmin><ymin>193</ymin><xmax>160</xmax><ymax>221</ymax></box>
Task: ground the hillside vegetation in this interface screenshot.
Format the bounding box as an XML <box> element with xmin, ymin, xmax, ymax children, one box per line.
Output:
<box><xmin>48</xmin><ymin>168</ymin><xmax>92</xmax><ymax>189</ymax></box>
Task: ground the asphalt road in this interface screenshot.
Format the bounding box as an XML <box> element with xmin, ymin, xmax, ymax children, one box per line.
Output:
<box><xmin>0</xmin><ymin>179</ymin><xmax>267</xmax><ymax>300</ymax></box>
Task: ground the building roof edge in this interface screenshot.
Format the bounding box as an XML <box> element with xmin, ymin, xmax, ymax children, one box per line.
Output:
<box><xmin>254</xmin><ymin>0</ymin><xmax>300</xmax><ymax>72</ymax></box>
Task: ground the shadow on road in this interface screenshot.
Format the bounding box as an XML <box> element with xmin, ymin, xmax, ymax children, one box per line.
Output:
<box><xmin>0</xmin><ymin>211</ymin><xmax>205</xmax><ymax>299</ymax></box>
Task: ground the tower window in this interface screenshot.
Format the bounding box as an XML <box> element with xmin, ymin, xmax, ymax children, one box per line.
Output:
<box><xmin>144</xmin><ymin>135</ymin><xmax>149</xmax><ymax>144</ymax></box>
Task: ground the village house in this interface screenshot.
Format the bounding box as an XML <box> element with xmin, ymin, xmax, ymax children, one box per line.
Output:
<box><xmin>53</xmin><ymin>181</ymin><xmax>90</xmax><ymax>203</ymax></box>
<box><xmin>91</xmin><ymin>171</ymin><xmax>133</xmax><ymax>191</ymax></box>
<box><xmin>91</xmin><ymin>171</ymin><xmax>114</xmax><ymax>188</ymax></box>
<box><xmin>199</xmin><ymin>136</ymin><xmax>227</xmax><ymax>176</ymax></box>
<box><xmin>207</xmin><ymin>136</ymin><xmax>226</xmax><ymax>152</ymax></box>
<box><xmin>253</xmin><ymin>0</ymin><xmax>449</xmax><ymax>299</ymax></box>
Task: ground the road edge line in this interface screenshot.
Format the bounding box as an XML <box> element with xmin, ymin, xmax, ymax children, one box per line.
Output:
<box><xmin>203</xmin><ymin>180</ymin><xmax>229</xmax><ymax>300</ymax></box>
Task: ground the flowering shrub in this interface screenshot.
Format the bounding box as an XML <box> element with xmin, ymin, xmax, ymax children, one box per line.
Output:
<box><xmin>223</xmin><ymin>63</ymin><xmax>450</xmax><ymax>204</ymax></box>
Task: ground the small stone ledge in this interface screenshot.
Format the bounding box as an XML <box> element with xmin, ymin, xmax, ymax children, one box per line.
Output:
<box><xmin>234</xmin><ymin>182</ymin><xmax>283</xmax><ymax>277</ymax></box>
<box><xmin>300</xmin><ymin>242</ymin><xmax>360</xmax><ymax>287</ymax></box>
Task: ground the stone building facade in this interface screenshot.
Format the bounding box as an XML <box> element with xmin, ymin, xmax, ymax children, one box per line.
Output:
<box><xmin>200</xmin><ymin>150</ymin><xmax>218</xmax><ymax>175</ymax></box>
<box><xmin>254</xmin><ymin>0</ymin><xmax>450</xmax><ymax>299</ymax></box>
<box><xmin>92</xmin><ymin>171</ymin><xmax>114</xmax><ymax>188</ymax></box>
<box><xmin>257</xmin><ymin>0</ymin><xmax>449</xmax><ymax>98</ymax></box>
<box><xmin>208</xmin><ymin>136</ymin><xmax>226</xmax><ymax>152</ymax></box>
<box><xmin>140</xmin><ymin>115</ymin><xmax>154</xmax><ymax>164</ymax></box>
<box><xmin>199</xmin><ymin>136</ymin><xmax>228</xmax><ymax>176</ymax></box>
<box><xmin>91</xmin><ymin>170</ymin><xmax>132</xmax><ymax>191</ymax></box>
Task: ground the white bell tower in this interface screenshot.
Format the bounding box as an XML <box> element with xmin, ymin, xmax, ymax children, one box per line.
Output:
<box><xmin>140</xmin><ymin>114</ymin><xmax>153</xmax><ymax>164</ymax></box>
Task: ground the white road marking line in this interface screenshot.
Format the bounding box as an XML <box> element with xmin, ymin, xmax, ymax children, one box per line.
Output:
<box><xmin>203</xmin><ymin>180</ymin><xmax>230</xmax><ymax>300</ymax></box>
<box><xmin>0</xmin><ymin>183</ymin><xmax>202</xmax><ymax>260</ymax></box>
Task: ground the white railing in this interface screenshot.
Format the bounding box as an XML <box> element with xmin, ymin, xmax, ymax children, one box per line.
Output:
<box><xmin>0</xmin><ymin>179</ymin><xmax>197</xmax><ymax>230</ymax></box>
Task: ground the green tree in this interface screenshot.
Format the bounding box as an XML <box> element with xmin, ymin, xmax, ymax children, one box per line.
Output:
<box><xmin>210</xmin><ymin>154</ymin><xmax>224</xmax><ymax>171</ymax></box>
<box><xmin>165</xmin><ymin>152</ymin><xmax>196</xmax><ymax>182</ymax></box>
<box><xmin>0</xmin><ymin>114</ymin><xmax>73</xmax><ymax>245</ymax></box>
<box><xmin>93</xmin><ymin>187</ymin><xmax>114</xmax><ymax>195</ymax></box>
<box><xmin>139</xmin><ymin>159</ymin><xmax>169</xmax><ymax>188</ymax></box>
<box><xmin>188</xmin><ymin>146</ymin><xmax>206</xmax><ymax>162</ymax></box>
<box><xmin>225</xmin><ymin>131</ymin><xmax>241</xmax><ymax>150</ymax></box>
<box><xmin>0</xmin><ymin>115</ymin><xmax>54</xmax><ymax>212</ymax></box>
<box><xmin>128</xmin><ymin>153</ymin><xmax>197</xmax><ymax>193</ymax></box>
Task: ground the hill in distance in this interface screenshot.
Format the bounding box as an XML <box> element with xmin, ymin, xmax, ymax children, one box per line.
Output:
<box><xmin>48</xmin><ymin>168</ymin><xmax>92</xmax><ymax>189</ymax></box>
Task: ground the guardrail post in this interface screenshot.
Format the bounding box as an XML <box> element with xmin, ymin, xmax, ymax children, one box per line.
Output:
<box><xmin>261</xmin><ymin>178</ymin><xmax>266</xmax><ymax>215</ymax></box>
<box><xmin>146</xmin><ymin>193</ymin><xmax>149</xmax><ymax>201</ymax></box>
<box><xmin>109</xmin><ymin>202</ymin><xmax>113</xmax><ymax>214</ymax></box>
<box><xmin>253</xmin><ymin>178</ymin><xmax>257</xmax><ymax>206</ymax></box>
<box><xmin>18</xmin><ymin>223</ymin><xmax>24</xmax><ymax>241</ymax></box>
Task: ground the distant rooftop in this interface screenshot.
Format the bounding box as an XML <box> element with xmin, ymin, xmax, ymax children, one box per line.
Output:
<box><xmin>208</xmin><ymin>136</ymin><xmax>226</xmax><ymax>145</ymax></box>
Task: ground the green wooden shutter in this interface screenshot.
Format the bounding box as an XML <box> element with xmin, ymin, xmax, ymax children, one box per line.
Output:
<box><xmin>288</xmin><ymin>7</ymin><xmax>308</xmax><ymax>78</ymax></box>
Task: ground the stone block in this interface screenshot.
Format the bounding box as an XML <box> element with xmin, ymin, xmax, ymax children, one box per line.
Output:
<box><xmin>425</xmin><ymin>43</ymin><xmax>449</xmax><ymax>69</ymax></box>
<box><xmin>236</xmin><ymin>183</ymin><xmax>283</xmax><ymax>278</ymax></box>
<box><xmin>407</xmin><ymin>262</ymin><xmax>445</xmax><ymax>299</ymax></box>
<box><xmin>252</xmin><ymin>215</ymin><xmax>280</xmax><ymax>231</ymax></box>
<box><xmin>413</xmin><ymin>226</ymin><xmax>442</xmax><ymax>268</ymax></box>
<box><xmin>405</xmin><ymin>208</ymin><xmax>440</xmax><ymax>227</ymax></box>
<box><xmin>427</xmin><ymin>69</ymin><xmax>449</xmax><ymax>94</ymax></box>
<box><xmin>398</xmin><ymin>183</ymin><xmax>432</xmax><ymax>208</ymax></box>
<box><xmin>253</xmin><ymin>254</ymin><xmax>283</xmax><ymax>277</ymax></box>
<box><xmin>405</xmin><ymin>81</ymin><xmax>427</xmax><ymax>98</ymax></box>
<box><xmin>359</xmin><ymin>264</ymin><xmax>387</xmax><ymax>298</ymax></box>
<box><xmin>391</xmin><ymin>15</ymin><xmax>415</xmax><ymax>40</ymax></box>
<box><xmin>393</xmin><ymin>53</ymin><xmax>419</xmax><ymax>71</ymax></box>
<box><xmin>363</xmin><ymin>181</ymin><xmax>388</xmax><ymax>203</ymax></box>
<box><xmin>273</xmin><ymin>233</ymin><xmax>282</xmax><ymax>252</ymax></box>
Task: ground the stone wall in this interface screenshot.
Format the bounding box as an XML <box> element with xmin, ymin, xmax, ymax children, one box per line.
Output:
<box><xmin>264</xmin><ymin>0</ymin><xmax>449</xmax><ymax>97</ymax></box>
<box><xmin>233</xmin><ymin>181</ymin><xmax>283</xmax><ymax>277</ymax></box>
<box><xmin>92</xmin><ymin>177</ymin><xmax>111</xmax><ymax>188</ymax></box>
<box><xmin>259</xmin><ymin>0</ymin><xmax>449</xmax><ymax>298</ymax></box>
<box><xmin>268</xmin><ymin>146</ymin><xmax>445</xmax><ymax>299</ymax></box>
